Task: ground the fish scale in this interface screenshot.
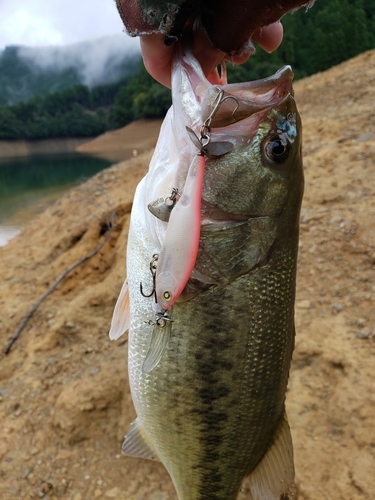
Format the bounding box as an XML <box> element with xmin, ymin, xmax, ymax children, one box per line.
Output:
<box><xmin>110</xmin><ymin>50</ymin><xmax>303</xmax><ymax>500</ymax></box>
<box><xmin>127</xmin><ymin>248</ymin><xmax>297</xmax><ymax>500</ymax></box>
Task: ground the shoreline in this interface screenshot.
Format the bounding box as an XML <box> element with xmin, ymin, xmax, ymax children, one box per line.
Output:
<box><xmin>0</xmin><ymin>137</ymin><xmax>94</xmax><ymax>160</ymax></box>
<box><xmin>0</xmin><ymin>119</ymin><xmax>163</xmax><ymax>246</ymax></box>
<box><xmin>0</xmin><ymin>119</ymin><xmax>163</xmax><ymax>162</ymax></box>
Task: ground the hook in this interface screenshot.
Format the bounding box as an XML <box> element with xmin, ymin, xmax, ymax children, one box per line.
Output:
<box><xmin>139</xmin><ymin>254</ymin><xmax>159</xmax><ymax>300</ymax></box>
<box><xmin>140</xmin><ymin>282</ymin><xmax>155</xmax><ymax>298</ymax></box>
<box><xmin>200</xmin><ymin>90</ymin><xmax>240</xmax><ymax>141</ymax></box>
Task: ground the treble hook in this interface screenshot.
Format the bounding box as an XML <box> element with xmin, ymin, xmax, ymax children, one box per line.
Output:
<box><xmin>221</xmin><ymin>95</ymin><xmax>240</xmax><ymax>114</ymax></box>
<box><xmin>186</xmin><ymin>89</ymin><xmax>239</xmax><ymax>157</ymax></box>
<box><xmin>140</xmin><ymin>254</ymin><xmax>158</xmax><ymax>299</ymax></box>
<box><xmin>200</xmin><ymin>90</ymin><xmax>240</xmax><ymax>141</ymax></box>
<box><xmin>140</xmin><ymin>282</ymin><xmax>154</xmax><ymax>298</ymax></box>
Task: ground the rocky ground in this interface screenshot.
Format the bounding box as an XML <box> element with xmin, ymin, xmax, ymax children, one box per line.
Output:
<box><xmin>0</xmin><ymin>49</ymin><xmax>374</xmax><ymax>500</ymax></box>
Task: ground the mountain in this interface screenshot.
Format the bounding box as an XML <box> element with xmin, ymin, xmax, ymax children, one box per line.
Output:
<box><xmin>0</xmin><ymin>35</ymin><xmax>141</xmax><ymax>107</ymax></box>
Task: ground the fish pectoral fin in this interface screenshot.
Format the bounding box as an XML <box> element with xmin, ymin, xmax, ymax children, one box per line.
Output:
<box><xmin>122</xmin><ymin>417</ymin><xmax>160</xmax><ymax>462</ymax></box>
<box><xmin>109</xmin><ymin>278</ymin><xmax>130</xmax><ymax>340</ymax></box>
<box><xmin>240</xmin><ymin>413</ymin><xmax>295</xmax><ymax>500</ymax></box>
<box><xmin>142</xmin><ymin>314</ymin><xmax>172</xmax><ymax>373</ymax></box>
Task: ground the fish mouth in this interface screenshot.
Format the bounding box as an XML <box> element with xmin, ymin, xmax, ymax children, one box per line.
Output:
<box><xmin>174</xmin><ymin>50</ymin><xmax>294</xmax><ymax>137</ymax></box>
<box><xmin>205</xmin><ymin>66</ymin><xmax>294</xmax><ymax>129</ymax></box>
<box><xmin>200</xmin><ymin>200</ymin><xmax>255</xmax><ymax>226</ymax></box>
<box><xmin>171</xmin><ymin>51</ymin><xmax>297</xmax><ymax>224</ymax></box>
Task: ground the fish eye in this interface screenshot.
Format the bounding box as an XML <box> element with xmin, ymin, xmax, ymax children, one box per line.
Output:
<box><xmin>163</xmin><ymin>291</ymin><xmax>172</xmax><ymax>301</ymax></box>
<box><xmin>264</xmin><ymin>135</ymin><xmax>290</xmax><ymax>164</ymax></box>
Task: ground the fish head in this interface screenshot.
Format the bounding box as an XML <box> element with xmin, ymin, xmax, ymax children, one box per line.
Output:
<box><xmin>202</xmin><ymin>87</ymin><xmax>303</xmax><ymax>221</ymax></box>
<box><xmin>170</xmin><ymin>53</ymin><xmax>304</xmax><ymax>287</ymax></box>
<box><xmin>171</xmin><ymin>54</ymin><xmax>304</xmax><ymax>223</ymax></box>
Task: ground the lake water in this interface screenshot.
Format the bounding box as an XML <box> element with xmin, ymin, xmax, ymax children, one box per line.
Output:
<box><xmin>0</xmin><ymin>152</ymin><xmax>113</xmax><ymax>246</ymax></box>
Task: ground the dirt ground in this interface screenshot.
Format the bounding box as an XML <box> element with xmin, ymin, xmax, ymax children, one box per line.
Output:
<box><xmin>0</xmin><ymin>49</ymin><xmax>374</xmax><ymax>500</ymax></box>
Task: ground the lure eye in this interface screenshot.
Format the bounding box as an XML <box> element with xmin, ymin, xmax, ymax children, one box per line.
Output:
<box><xmin>163</xmin><ymin>291</ymin><xmax>172</xmax><ymax>302</ymax></box>
<box><xmin>156</xmin><ymin>317</ymin><xmax>167</xmax><ymax>328</ymax></box>
<box><xmin>264</xmin><ymin>135</ymin><xmax>290</xmax><ymax>164</ymax></box>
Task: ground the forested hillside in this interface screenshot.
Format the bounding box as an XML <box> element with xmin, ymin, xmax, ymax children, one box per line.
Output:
<box><xmin>0</xmin><ymin>0</ymin><xmax>374</xmax><ymax>141</ymax></box>
<box><xmin>227</xmin><ymin>0</ymin><xmax>375</xmax><ymax>81</ymax></box>
<box><xmin>0</xmin><ymin>63</ymin><xmax>169</xmax><ymax>140</ymax></box>
<box><xmin>0</xmin><ymin>35</ymin><xmax>140</xmax><ymax>107</ymax></box>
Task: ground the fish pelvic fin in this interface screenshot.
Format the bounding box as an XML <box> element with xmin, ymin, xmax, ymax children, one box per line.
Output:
<box><xmin>142</xmin><ymin>312</ymin><xmax>173</xmax><ymax>373</ymax></box>
<box><xmin>239</xmin><ymin>413</ymin><xmax>295</xmax><ymax>500</ymax></box>
<box><xmin>109</xmin><ymin>278</ymin><xmax>130</xmax><ymax>340</ymax></box>
<box><xmin>122</xmin><ymin>417</ymin><xmax>160</xmax><ymax>462</ymax></box>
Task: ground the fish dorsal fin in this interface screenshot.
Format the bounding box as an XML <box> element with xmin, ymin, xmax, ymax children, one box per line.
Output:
<box><xmin>109</xmin><ymin>279</ymin><xmax>130</xmax><ymax>340</ymax></box>
<box><xmin>122</xmin><ymin>417</ymin><xmax>160</xmax><ymax>461</ymax></box>
<box><xmin>142</xmin><ymin>313</ymin><xmax>173</xmax><ymax>373</ymax></box>
<box><xmin>240</xmin><ymin>413</ymin><xmax>295</xmax><ymax>500</ymax></box>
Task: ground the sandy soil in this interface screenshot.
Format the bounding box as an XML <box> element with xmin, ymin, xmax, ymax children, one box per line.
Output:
<box><xmin>0</xmin><ymin>50</ymin><xmax>374</xmax><ymax>500</ymax></box>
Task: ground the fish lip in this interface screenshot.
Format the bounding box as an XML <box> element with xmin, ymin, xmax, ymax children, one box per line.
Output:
<box><xmin>207</xmin><ymin>90</ymin><xmax>294</xmax><ymax>145</ymax></box>
<box><xmin>201</xmin><ymin>218</ymin><xmax>247</xmax><ymax>228</ymax></box>
<box><xmin>200</xmin><ymin>201</ymin><xmax>250</xmax><ymax>225</ymax></box>
<box><xmin>222</xmin><ymin>65</ymin><xmax>294</xmax><ymax>94</ymax></box>
<box><xmin>201</xmin><ymin>213</ymin><xmax>270</xmax><ymax>229</ymax></box>
<box><xmin>175</xmin><ymin>49</ymin><xmax>294</xmax><ymax>133</ymax></box>
<box><xmin>201</xmin><ymin>198</ymin><xmax>269</xmax><ymax>227</ymax></box>
<box><xmin>208</xmin><ymin>69</ymin><xmax>294</xmax><ymax>129</ymax></box>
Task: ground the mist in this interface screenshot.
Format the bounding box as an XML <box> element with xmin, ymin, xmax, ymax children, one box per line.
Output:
<box><xmin>17</xmin><ymin>34</ymin><xmax>141</xmax><ymax>87</ymax></box>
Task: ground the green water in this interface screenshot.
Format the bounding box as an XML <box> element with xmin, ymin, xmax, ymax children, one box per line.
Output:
<box><xmin>0</xmin><ymin>152</ymin><xmax>113</xmax><ymax>245</ymax></box>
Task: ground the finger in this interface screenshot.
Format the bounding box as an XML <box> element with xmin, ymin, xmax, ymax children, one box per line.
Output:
<box><xmin>251</xmin><ymin>21</ymin><xmax>284</xmax><ymax>53</ymax></box>
<box><xmin>140</xmin><ymin>34</ymin><xmax>175</xmax><ymax>88</ymax></box>
<box><xmin>188</xmin><ymin>21</ymin><xmax>227</xmax><ymax>82</ymax></box>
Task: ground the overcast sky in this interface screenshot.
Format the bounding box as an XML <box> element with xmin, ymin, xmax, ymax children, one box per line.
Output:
<box><xmin>0</xmin><ymin>0</ymin><xmax>139</xmax><ymax>50</ymax></box>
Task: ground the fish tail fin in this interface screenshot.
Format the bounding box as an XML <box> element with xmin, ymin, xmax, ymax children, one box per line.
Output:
<box><xmin>238</xmin><ymin>413</ymin><xmax>295</xmax><ymax>500</ymax></box>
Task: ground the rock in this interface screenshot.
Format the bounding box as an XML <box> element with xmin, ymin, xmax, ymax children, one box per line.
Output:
<box><xmin>149</xmin><ymin>492</ymin><xmax>169</xmax><ymax>500</ymax></box>
<box><xmin>356</xmin><ymin>329</ymin><xmax>372</xmax><ymax>339</ymax></box>
<box><xmin>332</xmin><ymin>303</ymin><xmax>343</xmax><ymax>313</ymax></box>
<box><xmin>8</xmin><ymin>485</ymin><xmax>20</xmax><ymax>496</ymax></box>
<box><xmin>105</xmin><ymin>487</ymin><xmax>121</xmax><ymax>498</ymax></box>
<box><xmin>55</xmin><ymin>484</ymin><xmax>67</xmax><ymax>498</ymax></box>
<box><xmin>20</xmin><ymin>466</ymin><xmax>34</xmax><ymax>480</ymax></box>
<box><xmin>55</xmin><ymin>449</ymin><xmax>72</xmax><ymax>460</ymax></box>
<box><xmin>296</xmin><ymin>300</ymin><xmax>311</xmax><ymax>309</ymax></box>
<box><xmin>352</xmin><ymin>451</ymin><xmax>375</xmax><ymax>494</ymax></box>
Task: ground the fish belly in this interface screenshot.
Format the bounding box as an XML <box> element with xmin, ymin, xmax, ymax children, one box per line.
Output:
<box><xmin>127</xmin><ymin>214</ymin><xmax>296</xmax><ymax>500</ymax></box>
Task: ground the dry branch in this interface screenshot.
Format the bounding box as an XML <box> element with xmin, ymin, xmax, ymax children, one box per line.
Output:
<box><xmin>4</xmin><ymin>211</ymin><xmax>115</xmax><ymax>355</ymax></box>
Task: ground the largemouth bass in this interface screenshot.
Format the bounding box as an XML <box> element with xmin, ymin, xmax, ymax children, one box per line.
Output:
<box><xmin>110</xmin><ymin>49</ymin><xmax>304</xmax><ymax>500</ymax></box>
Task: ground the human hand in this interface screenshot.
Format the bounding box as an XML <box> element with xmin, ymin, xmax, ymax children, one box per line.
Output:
<box><xmin>140</xmin><ymin>21</ymin><xmax>283</xmax><ymax>88</ymax></box>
